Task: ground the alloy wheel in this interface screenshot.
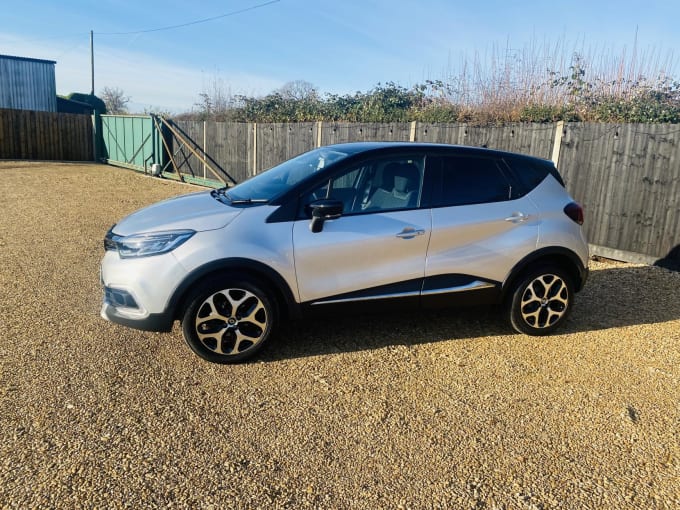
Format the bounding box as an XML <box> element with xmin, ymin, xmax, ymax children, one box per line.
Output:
<box><xmin>519</xmin><ymin>274</ymin><xmax>570</xmax><ymax>328</ymax></box>
<box><xmin>194</xmin><ymin>288</ymin><xmax>268</xmax><ymax>356</ymax></box>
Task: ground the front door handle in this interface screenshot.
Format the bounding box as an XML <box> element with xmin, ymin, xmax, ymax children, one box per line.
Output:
<box><xmin>396</xmin><ymin>227</ymin><xmax>425</xmax><ymax>239</ymax></box>
<box><xmin>505</xmin><ymin>212</ymin><xmax>529</xmax><ymax>223</ymax></box>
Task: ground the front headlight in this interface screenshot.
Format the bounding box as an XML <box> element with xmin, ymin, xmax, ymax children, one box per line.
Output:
<box><xmin>104</xmin><ymin>228</ymin><xmax>195</xmax><ymax>258</ymax></box>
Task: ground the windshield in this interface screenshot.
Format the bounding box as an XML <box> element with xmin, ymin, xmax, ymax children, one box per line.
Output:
<box><xmin>224</xmin><ymin>147</ymin><xmax>351</xmax><ymax>202</ymax></box>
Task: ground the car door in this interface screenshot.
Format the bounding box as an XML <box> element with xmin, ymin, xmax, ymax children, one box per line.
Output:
<box><xmin>424</xmin><ymin>154</ymin><xmax>540</xmax><ymax>298</ymax></box>
<box><xmin>292</xmin><ymin>154</ymin><xmax>431</xmax><ymax>305</ymax></box>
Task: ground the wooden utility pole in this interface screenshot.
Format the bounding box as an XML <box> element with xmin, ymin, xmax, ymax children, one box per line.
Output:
<box><xmin>90</xmin><ymin>30</ymin><xmax>94</xmax><ymax>96</ymax></box>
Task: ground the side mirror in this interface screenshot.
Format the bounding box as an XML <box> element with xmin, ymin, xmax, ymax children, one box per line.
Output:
<box><xmin>309</xmin><ymin>199</ymin><xmax>343</xmax><ymax>233</ymax></box>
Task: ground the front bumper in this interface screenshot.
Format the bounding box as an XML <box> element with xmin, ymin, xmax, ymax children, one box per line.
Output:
<box><xmin>100</xmin><ymin>302</ymin><xmax>174</xmax><ymax>332</ymax></box>
<box><xmin>99</xmin><ymin>248</ymin><xmax>188</xmax><ymax>332</ymax></box>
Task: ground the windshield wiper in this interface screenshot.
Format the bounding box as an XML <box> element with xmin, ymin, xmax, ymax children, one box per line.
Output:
<box><xmin>210</xmin><ymin>188</ymin><xmax>231</xmax><ymax>204</ymax></box>
<box><xmin>211</xmin><ymin>188</ymin><xmax>268</xmax><ymax>205</ymax></box>
<box><xmin>228</xmin><ymin>198</ymin><xmax>269</xmax><ymax>204</ymax></box>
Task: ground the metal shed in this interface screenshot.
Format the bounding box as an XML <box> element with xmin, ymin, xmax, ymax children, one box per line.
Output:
<box><xmin>0</xmin><ymin>54</ymin><xmax>57</xmax><ymax>112</ymax></box>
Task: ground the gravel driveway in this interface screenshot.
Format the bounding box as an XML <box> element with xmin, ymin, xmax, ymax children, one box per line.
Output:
<box><xmin>1</xmin><ymin>162</ymin><xmax>678</xmax><ymax>509</ymax></box>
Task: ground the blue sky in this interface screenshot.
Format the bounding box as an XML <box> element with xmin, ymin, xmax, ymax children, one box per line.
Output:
<box><xmin>1</xmin><ymin>0</ymin><xmax>679</xmax><ymax>112</ymax></box>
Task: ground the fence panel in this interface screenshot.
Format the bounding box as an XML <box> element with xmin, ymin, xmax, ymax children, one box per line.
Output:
<box><xmin>321</xmin><ymin>122</ymin><xmax>411</xmax><ymax>145</ymax></box>
<box><xmin>414</xmin><ymin>123</ymin><xmax>464</xmax><ymax>144</ymax></box>
<box><xmin>209</xmin><ymin>121</ymin><xmax>250</xmax><ymax>183</ymax></box>
<box><xmin>171</xmin><ymin>120</ymin><xmax>206</xmax><ymax>179</ymax></box>
<box><xmin>0</xmin><ymin>108</ymin><xmax>92</xmax><ymax>161</ymax></box>
<box><xmin>256</xmin><ymin>123</ymin><xmax>316</xmax><ymax>173</ymax></box>
<box><xmin>415</xmin><ymin>122</ymin><xmax>554</xmax><ymax>159</ymax></box>
<box><xmin>168</xmin><ymin>121</ymin><xmax>249</xmax><ymax>184</ymax></box>
<box><xmin>558</xmin><ymin>123</ymin><xmax>680</xmax><ymax>260</ymax></box>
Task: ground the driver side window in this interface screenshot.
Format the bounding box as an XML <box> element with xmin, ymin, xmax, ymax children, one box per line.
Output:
<box><xmin>302</xmin><ymin>156</ymin><xmax>424</xmax><ymax>216</ymax></box>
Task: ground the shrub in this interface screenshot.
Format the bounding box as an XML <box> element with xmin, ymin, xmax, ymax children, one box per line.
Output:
<box><xmin>66</xmin><ymin>93</ymin><xmax>107</xmax><ymax>114</ymax></box>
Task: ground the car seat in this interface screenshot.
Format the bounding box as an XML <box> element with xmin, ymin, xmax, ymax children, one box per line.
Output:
<box><xmin>366</xmin><ymin>162</ymin><xmax>420</xmax><ymax>210</ymax></box>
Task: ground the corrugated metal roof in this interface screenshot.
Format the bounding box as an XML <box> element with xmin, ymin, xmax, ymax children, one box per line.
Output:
<box><xmin>0</xmin><ymin>53</ymin><xmax>56</xmax><ymax>65</ymax></box>
<box><xmin>0</xmin><ymin>54</ymin><xmax>57</xmax><ymax>112</ymax></box>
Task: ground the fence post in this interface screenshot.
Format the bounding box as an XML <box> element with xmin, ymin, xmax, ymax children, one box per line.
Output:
<box><xmin>252</xmin><ymin>122</ymin><xmax>257</xmax><ymax>176</ymax></box>
<box><xmin>410</xmin><ymin>121</ymin><xmax>417</xmax><ymax>142</ymax></box>
<box><xmin>203</xmin><ymin>121</ymin><xmax>207</xmax><ymax>180</ymax></box>
<box><xmin>92</xmin><ymin>111</ymin><xmax>100</xmax><ymax>162</ymax></box>
<box><xmin>316</xmin><ymin>121</ymin><xmax>323</xmax><ymax>147</ymax></box>
<box><xmin>551</xmin><ymin>121</ymin><xmax>565</xmax><ymax>167</ymax></box>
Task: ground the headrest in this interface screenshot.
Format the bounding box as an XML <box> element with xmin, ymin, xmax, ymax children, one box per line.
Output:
<box><xmin>393</xmin><ymin>163</ymin><xmax>419</xmax><ymax>193</ymax></box>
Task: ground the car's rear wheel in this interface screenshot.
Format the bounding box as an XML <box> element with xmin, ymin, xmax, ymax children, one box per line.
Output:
<box><xmin>508</xmin><ymin>267</ymin><xmax>574</xmax><ymax>335</ymax></box>
<box><xmin>181</xmin><ymin>276</ymin><xmax>276</xmax><ymax>363</ymax></box>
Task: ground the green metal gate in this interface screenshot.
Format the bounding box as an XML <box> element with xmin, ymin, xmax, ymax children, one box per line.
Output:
<box><xmin>94</xmin><ymin>114</ymin><xmax>231</xmax><ymax>188</ymax></box>
<box><xmin>97</xmin><ymin>114</ymin><xmax>165</xmax><ymax>172</ymax></box>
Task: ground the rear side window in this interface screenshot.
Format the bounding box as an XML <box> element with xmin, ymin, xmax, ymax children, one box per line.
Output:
<box><xmin>505</xmin><ymin>156</ymin><xmax>565</xmax><ymax>196</ymax></box>
<box><xmin>433</xmin><ymin>155</ymin><xmax>514</xmax><ymax>207</ymax></box>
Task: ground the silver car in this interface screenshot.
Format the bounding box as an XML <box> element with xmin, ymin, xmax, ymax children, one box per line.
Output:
<box><xmin>101</xmin><ymin>142</ymin><xmax>588</xmax><ymax>363</ymax></box>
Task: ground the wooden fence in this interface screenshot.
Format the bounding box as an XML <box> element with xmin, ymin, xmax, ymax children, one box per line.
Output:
<box><xmin>557</xmin><ymin>123</ymin><xmax>680</xmax><ymax>263</ymax></box>
<box><xmin>168</xmin><ymin>120</ymin><xmax>679</xmax><ymax>263</ymax></box>
<box><xmin>0</xmin><ymin>108</ymin><xmax>92</xmax><ymax>161</ymax></box>
<box><xmin>168</xmin><ymin>121</ymin><xmax>556</xmax><ymax>184</ymax></box>
<box><xmin>0</xmin><ymin>108</ymin><xmax>677</xmax><ymax>263</ymax></box>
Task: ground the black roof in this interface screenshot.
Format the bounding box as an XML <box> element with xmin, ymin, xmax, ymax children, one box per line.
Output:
<box><xmin>325</xmin><ymin>141</ymin><xmax>550</xmax><ymax>163</ymax></box>
<box><xmin>0</xmin><ymin>53</ymin><xmax>56</xmax><ymax>65</ymax></box>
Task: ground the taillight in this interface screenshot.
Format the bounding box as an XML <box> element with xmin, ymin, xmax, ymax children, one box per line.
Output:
<box><xmin>564</xmin><ymin>202</ymin><xmax>584</xmax><ymax>225</ymax></box>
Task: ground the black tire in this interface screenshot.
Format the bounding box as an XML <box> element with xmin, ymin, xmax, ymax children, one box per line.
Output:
<box><xmin>181</xmin><ymin>275</ymin><xmax>277</xmax><ymax>363</ymax></box>
<box><xmin>507</xmin><ymin>266</ymin><xmax>574</xmax><ymax>336</ymax></box>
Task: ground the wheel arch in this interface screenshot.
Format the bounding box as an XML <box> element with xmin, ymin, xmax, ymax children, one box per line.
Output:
<box><xmin>502</xmin><ymin>247</ymin><xmax>587</xmax><ymax>300</ymax></box>
<box><xmin>168</xmin><ymin>258</ymin><xmax>300</xmax><ymax>322</ymax></box>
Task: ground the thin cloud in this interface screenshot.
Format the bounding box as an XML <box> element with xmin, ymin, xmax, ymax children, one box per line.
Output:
<box><xmin>0</xmin><ymin>32</ymin><xmax>283</xmax><ymax>113</ymax></box>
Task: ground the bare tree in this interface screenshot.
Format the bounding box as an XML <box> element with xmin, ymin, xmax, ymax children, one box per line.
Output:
<box><xmin>101</xmin><ymin>87</ymin><xmax>130</xmax><ymax>114</ymax></box>
<box><xmin>192</xmin><ymin>75</ymin><xmax>236</xmax><ymax>120</ymax></box>
<box><xmin>276</xmin><ymin>80</ymin><xmax>318</xmax><ymax>101</ymax></box>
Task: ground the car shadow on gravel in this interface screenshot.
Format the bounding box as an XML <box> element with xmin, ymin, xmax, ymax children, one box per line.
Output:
<box><xmin>564</xmin><ymin>264</ymin><xmax>680</xmax><ymax>333</ymax></box>
<box><xmin>262</xmin><ymin>265</ymin><xmax>680</xmax><ymax>362</ymax></box>
<box><xmin>654</xmin><ymin>244</ymin><xmax>680</xmax><ymax>272</ymax></box>
<box><xmin>269</xmin><ymin>306</ymin><xmax>507</xmax><ymax>361</ymax></box>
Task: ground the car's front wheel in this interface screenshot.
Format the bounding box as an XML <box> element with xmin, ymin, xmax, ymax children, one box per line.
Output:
<box><xmin>181</xmin><ymin>276</ymin><xmax>276</xmax><ymax>363</ymax></box>
<box><xmin>508</xmin><ymin>267</ymin><xmax>574</xmax><ymax>335</ymax></box>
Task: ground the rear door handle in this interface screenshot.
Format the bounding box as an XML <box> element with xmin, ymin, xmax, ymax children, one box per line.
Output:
<box><xmin>504</xmin><ymin>212</ymin><xmax>529</xmax><ymax>223</ymax></box>
<box><xmin>396</xmin><ymin>227</ymin><xmax>425</xmax><ymax>239</ymax></box>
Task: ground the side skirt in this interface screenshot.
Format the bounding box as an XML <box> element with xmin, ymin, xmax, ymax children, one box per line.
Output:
<box><xmin>299</xmin><ymin>276</ymin><xmax>502</xmax><ymax>317</ymax></box>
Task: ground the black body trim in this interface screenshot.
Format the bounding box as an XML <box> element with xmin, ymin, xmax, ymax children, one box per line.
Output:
<box><xmin>502</xmin><ymin>246</ymin><xmax>588</xmax><ymax>295</ymax></box>
<box><xmin>301</xmin><ymin>295</ymin><xmax>420</xmax><ymax>318</ymax></box>
<box><xmin>304</xmin><ymin>274</ymin><xmax>503</xmax><ymax>314</ymax></box>
<box><xmin>102</xmin><ymin>304</ymin><xmax>174</xmax><ymax>332</ymax></box>
<box><xmin>309</xmin><ymin>279</ymin><xmax>423</xmax><ymax>305</ymax></box>
<box><xmin>421</xmin><ymin>285</ymin><xmax>501</xmax><ymax>309</ymax></box>
<box><xmin>420</xmin><ymin>275</ymin><xmax>501</xmax><ymax>308</ymax></box>
<box><xmin>422</xmin><ymin>274</ymin><xmax>492</xmax><ymax>292</ymax></box>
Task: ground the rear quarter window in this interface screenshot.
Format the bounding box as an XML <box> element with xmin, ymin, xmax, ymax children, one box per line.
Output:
<box><xmin>504</xmin><ymin>156</ymin><xmax>565</xmax><ymax>196</ymax></box>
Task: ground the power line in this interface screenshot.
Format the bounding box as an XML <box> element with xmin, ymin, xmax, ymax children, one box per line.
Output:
<box><xmin>97</xmin><ymin>0</ymin><xmax>280</xmax><ymax>35</ymax></box>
